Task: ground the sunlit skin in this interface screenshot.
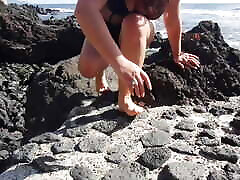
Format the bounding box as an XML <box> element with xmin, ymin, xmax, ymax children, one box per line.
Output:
<box><xmin>75</xmin><ymin>0</ymin><xmax>200</xmax><ymax>116</ymax></box>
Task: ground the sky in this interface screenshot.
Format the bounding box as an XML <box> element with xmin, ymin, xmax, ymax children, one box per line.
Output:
<box><xmin>8</xmin><ymin>0</ymin><xmax>240</xmax><ymax>4</ymax></box>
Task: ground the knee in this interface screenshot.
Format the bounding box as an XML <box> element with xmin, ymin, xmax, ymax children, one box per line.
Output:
<box><xmin>122</xmin><ymin>14</ymin><xmax>150</xmax><ymax>40</ymax></box>
<box><xmin>78</xmin><ymin>56</ymin><xmax>96</xmax><ymax>78</ymax></box>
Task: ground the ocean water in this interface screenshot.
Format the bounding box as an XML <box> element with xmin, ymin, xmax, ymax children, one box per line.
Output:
<box><xmin>37</xmin><ymin>3</ymin><xmax>240</xmax><ymax>49</ymax></box>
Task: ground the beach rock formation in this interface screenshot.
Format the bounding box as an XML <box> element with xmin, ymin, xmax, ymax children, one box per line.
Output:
<box><xmin>1</xmin><ymin>3</ymin><xmax>240</xmax><ymax>179</ymax></box>
<box><xmin>0</xmin><ymin>4</ymin><xmax>84</xmax><ymax>64</ymax></box>
<box><xmin>146</xmin><ymin>20</ymin><xmax>240</xmax><ymax>105</ymax></box>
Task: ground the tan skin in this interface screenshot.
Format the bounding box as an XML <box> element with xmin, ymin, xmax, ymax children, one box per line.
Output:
<box><xmin>75</xmin><ymin>0</ymin><xmax>200</xmax><ymax>116</ymax></box>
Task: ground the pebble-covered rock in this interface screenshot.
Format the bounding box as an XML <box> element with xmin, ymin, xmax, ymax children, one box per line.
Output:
<box><xmin>221</xmin><ymin>134</ymin><xmax>240</xmax><ymax>147</ymax></box>
<box><xmin>29</xmin><ymin>132</ymin><xmax>61</xmax><ymax>144</ymax></box>
<box><xmin>102</xmin><ymin>162</ymin><xmax>148</xmax><ymax>180</ymax></box>
<box><xmin>200</xmin><ymin>146</ymin><xmax>239</xmax><ymax>163</ymax></box>
<box><xmin>169</xmin><ymin>142</ymin><xmax>197</xmax><ymax>155</ymax></box>
<box><xmin>77</xmin><ymin>132</ymin><xmax>111</xmax><ymax>153</ymax></box>
<box><xmin>70</xmin><ymin>164</ymin><xmax>98</xmax><ymax>180</ymax></box>
<box><xmin>137</xmin><ymin>147</ymin><xmax>171</xmax><ymax>170</ymax></box>
<box><xmin>51</xmin><ymin>139</ymin><xmax>75</xmax><ymax>154</ymax></box>
<box><xmin>196</xmin><ymin>137</ymin><xmax>220</xmax><ymax>146</ymax></box>
<box><xmin>140</xmin><ymin>130</ymin><xmax>171</xmax><ymax>147</ymax></box>
<box><xmin>158</xmin><ymin>162</ymin><xmax>208</xmax><ymax>180</ymax></box>
<box><xmin>12</xmin><ymin>143</ymin><xmax>39</xmax><ymax>163</ymax></box>
<box><xmin>175</xmin><ymin>119</ymin><xmax>196</xmax><ymax>132</ymax></box>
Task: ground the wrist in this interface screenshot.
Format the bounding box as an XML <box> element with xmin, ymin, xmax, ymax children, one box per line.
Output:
<box><xmin>173</xmin><ymin>52</ymin><xmax>182</xmax><ymax>61</ymax></box>
<box><xmin>110</xmin><ymin>55</ymin><xmax>126</xmax><ymax>74</ymax></box>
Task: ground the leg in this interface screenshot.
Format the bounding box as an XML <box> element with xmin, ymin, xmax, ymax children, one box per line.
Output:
<box><xmin>78</xmin><ymin>39</ymin><xmax>110</xmax><ymax>93</ymax></box>
<box><xmin>118</xmin><ymin>14</ymin><xmax>154</xmax><ymax>116</ymax></box>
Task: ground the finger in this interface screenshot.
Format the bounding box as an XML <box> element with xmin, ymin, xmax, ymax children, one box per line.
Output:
<box><xmin>135</xmin><ymin>74</ymin><xmax>145</xmax><ymax>97</ymax></box>
<box><xmin>177</xmin><ymin>62</ymin><xmax>185</xmax><ymax>69</ymax></box>
<box><xmin>128</xmin><ymin>80</ymin><xmax>135</xmax><ymax>96</ymax></box>
<box><xmin>189</xmin><ymin>57</ymin><xmax>200</xmax><ymax>67</ymax></box>
<box><xmin>187</xmin><ymin>53</ymin><xmax>200</xmax><ymax>60</ymax></box>
<box><xmin>182</xmin><ymin>55</ymin><xmax>189</xmax><ymax>65</ymax></box>
<box><xmin>140</xmin><ymin>70</ymin><xmax>152</xmax><ymax>91</ymax></box>
<box><xmin>133</xmin><ymin>79</ymin><xmax>141</xmax><ymax>98</ymax></box>
<box><xmin>185</xmin><ymin>60</ymin><xmax>197</xmax><ymax>69</ymax></box>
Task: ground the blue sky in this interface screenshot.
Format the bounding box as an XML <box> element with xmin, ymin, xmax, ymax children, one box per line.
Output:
<box><xmin>9</xmin><ymin>0</ymin><xmax>240</xmax><ymax>4</ymax></box>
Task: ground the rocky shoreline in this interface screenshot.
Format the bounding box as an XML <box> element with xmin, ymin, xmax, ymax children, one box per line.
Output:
<box><xmin>0</xmin><ymin>3</ymin><xmax>240</xmax><ymax>179</ymax></box>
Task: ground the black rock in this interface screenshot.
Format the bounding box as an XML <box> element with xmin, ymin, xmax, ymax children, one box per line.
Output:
<box><xmin>63</xmin><ymin>126</ymin><xmax>89</xmax><ymax>138</ymax></box>
<box><xmin>160</xmin><ymin>110</ymin><xmax>176</xmax><ymax>120</ymax></box>
<box><xmin>221</xmin><ymin>134</ymin><xmax>240</xmax><ymax>147</ymax></box>
<box><xmin>12</xmin><ymin>143</ymin><xmax>39</xmax><ymax>163</ymax></box>
<box><xmin>145</xmin><ymin>20</ymin><xmax>240</xmax><ymax>105</ymax></box>
<box><xmin>137</xmin><ymin>147</ymin><xmax>171</xmax><ymax>170</ymax></box>
<box><xmin>31</xmin><ymin>156</ymin><xmax>71</xmax><ymax>173</ymax></box>
<box><xmin>105</xmin><ymin>144</ymin><xmax>129</xmax><ymax>164</ymax></box>
<box><xmin>51</xmin><ymin>139</ymin><xmax>75</xmax><ymax>154</ymax></box>
<box><xmin>209</xmin><ymin>105</ymin><xmax>235</xmax><ymax>116</ymax></box>
<box><xmin>176</xmin><ymin>108</ymin><xmax>190</xmax><ymax>117</ymax></box>
<box><xmin>172</xmin><ymin>131</ymin><xmax>193</xmax><ymax>141</ymax></box>
<box><xmin>0</xmin><ymin>150</ymin><xmax>9</xmax><ymax>161</ymax></box>
<box><xmin>196</xmin><ymin>137</ymin><xmax>220</xmax><ymax>147</ymax></box>
<box><xmin>197</xmin><ymin>120</ymin><xmax>218</xmax><ymax>129</ymax></box>
<box><xmin>200</xmin><ymin>146</ymin><xmax>238</xmax><ymax>163</ymax></box>
<box><xmin>102</xmin><ymin>162</ymin><xmax>148</xmax><ymax>180</ymax></box>
<box><xmin>76</xmin><ymin>133</ymin><xmax>110</xmax><ymax>153</ymax></box>
<box><xmin>193</xmin><ymin>106</ymin><xmax>207</xmax><ymax>113</ymax></box>
<box><xmin>140</xmin><ymin>130</ymin><xmax>171</xmax><ymax>147</ymax></box>
<box><xmin>70</xmin><ymin>164</ymin><xmax>98</xmax><ymax>180</ymax></box>
<box><xmin>0</xmin><ymin>4</ymin><xmax>85</xmax><ymax>64</ymax></box>
<box><xmin>92</xmin><ymin>111</ymin><xmax>130</xmax><ymax>135</ymax></box>
<box><xmin>158</xmin><ymin>162</ymin><xmax>207</xmax><ymax>180</ymax></box>
<box><xmin>198</xmin><ymin>129</ymin><xmax>216</xmax><ymax>139</ymax></box>
<box><xmin>29</xmin><ymin>132</ymin><xmax>61</xmax><ymax>144</ymax></box>
<box><xmin>0</xmin><ymin>140</ymin><xmax>8</xmax><ymax>151</ymax></box>
<box><xmin>149</xmin><ymin>119</ymin><xmax>170</xmax><ymax>132</ymax></box>
<box><xmin>230</xmin><ymin>116</ymin><xmax>240</xmax><ymax>132</ymax></box>
<box><xmin>224</xmin><ymin>163</ymin><xmax>240</xmax><ymax>174</ymax></box>
<box><xmin>207</xmin><ymin>171</ymin><xmax>228</xmax><ymax>180</ymax></box>
<box><xmin>175</xmin><ymin>119</ymin><xmax>196</xmax><ymax>132</ymax></box>
<box><xmin>169</xmin><ymin>142</ymin><xmax>197</xmax><ymax>155</ymax></box>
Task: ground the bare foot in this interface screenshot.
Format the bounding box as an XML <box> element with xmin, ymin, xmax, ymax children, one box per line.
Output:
<box><xmin>96</xmin><ymin>71</ymin><xmax>110</xmax><ymax>94</ymax></box>
<box><xmin>118</xmin><ymin>93</ymin><xmax>145</xmax><ymax>116</ymax></box>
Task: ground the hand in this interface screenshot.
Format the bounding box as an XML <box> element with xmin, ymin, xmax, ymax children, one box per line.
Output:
<box><xmin>174</xmin><ymin>52</ymin><xmax>200</xmax><ymax>69</ymax></box>
<box><xmin>116</xmin><ymin>57</ymin><xmax>152</xmax><ymax>98</ymax></box>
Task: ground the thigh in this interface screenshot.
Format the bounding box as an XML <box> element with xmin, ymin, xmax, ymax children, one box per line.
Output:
<box><xmin>80</xmin><ymin>39</ymin><xmax>102</xmax><ymax>62</ymax></box>
<box><xmin>79</xmin><ymin>39</ymin><xmax>108</xmax><ymax>76</ymax></box>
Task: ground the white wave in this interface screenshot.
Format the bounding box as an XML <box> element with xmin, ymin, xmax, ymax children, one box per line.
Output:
<box><xmin>226</xmin><ymin>40</ymin><xmax>240</xmax><ymax>49</ymax></box>
<box><xmin>232</xmin><ymin>8</ymin><xmax>240</xmax><ymax>10</ymax></box>
<box><xmin>48</xmin><ymin>8</ymin><xmax>74</xmax><ymax>13</ymax></box>
<box><xmin>181</xmin><ymin>9</ymin><xmax>239</xmax><ymax>18</ymax></box>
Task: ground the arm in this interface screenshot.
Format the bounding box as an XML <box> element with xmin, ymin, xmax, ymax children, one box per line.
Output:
<box><xmin>163</xmin><ymin>0</ymin><xmax>200</xmax><ymax>69</ymax></box>
<box><xmin>164</xmin><ymin>0</ymin><xmax>182</xmax><ymax>61</ymax></box>
<box><xmin>74</xmin><ymin>0</ymin><xmax>123</xmax><ymax>70</ymax></box>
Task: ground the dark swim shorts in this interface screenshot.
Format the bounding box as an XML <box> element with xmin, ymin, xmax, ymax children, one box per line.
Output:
<box><xmin>106</xmin><ymin>22</ymin><xmax>121</xmax><ymax>46</ymax></box>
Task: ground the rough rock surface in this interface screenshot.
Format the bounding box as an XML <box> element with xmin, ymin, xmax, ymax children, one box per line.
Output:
<box><xmin>1</xmin><ymin>4</ymin><xmax>240</xmax><ymax>179</ymax></box>
<box><xmin>1</xmin><ymin>97</ymin><xmax>240</xmax><ymax>179</ymax></box>
<box><xmin>0</xmin><ymin>4</ymin><xmax>84</xmax><ymax>64</ymax></box>
<box><xmin>146</xmin><ymin>21</ymin><xmax>240</xmax><ymax>105</ymax></box>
